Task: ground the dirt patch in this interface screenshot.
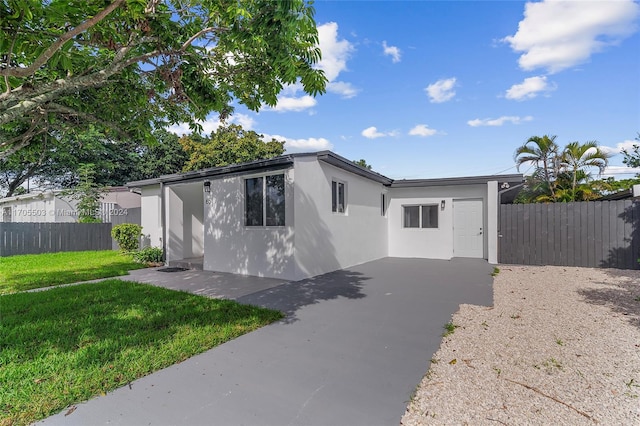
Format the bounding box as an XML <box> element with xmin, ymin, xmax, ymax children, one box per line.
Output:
<box><xmin>402</xmin><ymin>265</ymin><xmax>640</xmax><ymax>425</ymax></box>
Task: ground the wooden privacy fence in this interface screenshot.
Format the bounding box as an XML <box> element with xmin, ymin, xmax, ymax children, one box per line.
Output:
<box><xmin>0</xmin><ymin>223</ymin><xmax>113</xmax><ymax>256</ymax></box>
<box><xmin>499</xmin><ymin>200</ymin><xmax>640</xmax><ymax>269</ymax></box>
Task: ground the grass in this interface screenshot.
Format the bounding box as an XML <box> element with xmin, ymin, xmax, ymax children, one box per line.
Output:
<box><xmin>0</xmin><ymin>279</ymin><xmax>284</xmax><ymax>425</ymax></box>
<box><xmin>442</xmin><ymin>321</ymin><xmax>458</xmax><ymax>337</ymax></box>
<box><xmin>0</xmin><ymin>250</ymin><xmax>145</xmax><ymax>294</ymax></box>
<box><xmin>490</xmin><ymin>267</ymin><xmax>500</xmax><ymax>277</ymax></box>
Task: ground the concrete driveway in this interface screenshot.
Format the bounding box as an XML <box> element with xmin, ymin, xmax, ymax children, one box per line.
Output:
<box><xmin>41</xmin><ymin>257</ymin><xmax>493</xmax><ymax>426</ymax></box>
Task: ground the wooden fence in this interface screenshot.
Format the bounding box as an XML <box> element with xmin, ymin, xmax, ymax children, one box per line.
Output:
<box><xmin>499</xmin><ymin>200</ymin><xmax>640</xmax><ymax>269</ymax></box>
<box><xmin>0</xmin><ymin>223</ymin><xmax>113</xmax><ymax>256</ymax></box>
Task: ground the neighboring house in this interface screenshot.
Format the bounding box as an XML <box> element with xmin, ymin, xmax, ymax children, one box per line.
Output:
<box><xmin>127</xmin><ymin>151</ymin><xmax>522</xmax><ymax>281</ymax></box>
<box><xmin>597</xmin><ymin>184</ymin><xmax>640</xmax><ymax>201</ymax></box>
<box><xmin>0</xmin><ymin>187</ymin><xmax>140</xmax><ymax>223</ymax></box>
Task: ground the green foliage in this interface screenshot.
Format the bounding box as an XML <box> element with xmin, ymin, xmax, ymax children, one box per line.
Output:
<box><xmin>442</xmin><ymin>321</ymin><xmax>458</xmax><ymax>337</ymax></box>
<box><xmin>180</xmin><ymin>124</ymin><xmax>285</xmax><ymax>171</ymax></box>
<box><xmin>0</xmin><ymin>250</ymin><xmax>144</xmax><ymax>294</ymax></box>
<box><xmin>0</xmin><ymin>280</ymin><xmax>284</xmax><ymax>424</ymax></box>
<box><xmin>133</xmin><ymin>246</ymin><xmax>164</xmax><ymax>264</ymax></box>
<box><xmin>70</xmin><ymin>164</ymin><xmax>103</xmax><ymax>223</ymax></box>
<box><xmin>135</xmin><ymin>129</ymin><xmax>189</xmax><ymax>180</ymax></box>
<box><xmin>353</xmin><ymin>159</ymin><xmax>373</xmax><ymax>170</ymax></box>
<box><xmin>111</xmin><ymin>223</ymin><xmax>143</xmax><ymax>252</ymax></box>
<box><xmin>0</xmin><ymin>0</ymin><xmax>327</xmax><ymax>161</ymax></box>
<box><xmin>514</xmin><ymin>136</ymin><xmax>612</xmax><ymax>203</ymax></box>
<box><xmin>621</xmin><ymin>133</ymin><xmax>640</xmax><ymax>171</ymax></box>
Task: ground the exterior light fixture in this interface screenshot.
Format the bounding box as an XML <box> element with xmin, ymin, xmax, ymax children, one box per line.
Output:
<box><xmin>203</xmin><ymin>181</ymin><xmax>211</xmax><ymax>193</ymax></box>
<box><xmin>441</xmin><ymin>199</ymin><xmax>445</xmax><ymax>210</ymax></box>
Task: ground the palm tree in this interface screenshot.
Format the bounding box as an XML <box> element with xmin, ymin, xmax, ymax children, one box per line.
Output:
<box><xmin>560</xmin><ymin>141</ymin><xmax>612</xmax><ymax>201</ymax></box>
<box><xmin>514</xmin><ymin>135</ymin><xmax>560</xmax><ymax>201</ymax></box>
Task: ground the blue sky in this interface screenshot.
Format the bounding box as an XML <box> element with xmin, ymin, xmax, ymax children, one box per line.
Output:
<box><xmin>171</xmin><ymin>0</ymin><xmax>640</xmax><ymax>180</ymax></box>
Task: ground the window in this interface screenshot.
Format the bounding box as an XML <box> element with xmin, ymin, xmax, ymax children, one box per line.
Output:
<box><xmin>245</xmin><ymin>174</ymin><xmax>285</xmax><ymax>227</ymax></box>
<box><xmin>403</xmin><ymin>205</ymin><xmax>438</xmax><ymax>228</ymax></box>
<box><xmin>381</xmin><ymin>193</ymin><xmax>387</xmax><ymax>216</ymax></box>
<box><xmin>266</xmin><ymin>174</ymin><xmax>285</xmax><ymax>226</ymax></box>
<box><xmin>331</xmin><ymin>180</ymin><xmax>346</xmax><ymax>213</ymax></box>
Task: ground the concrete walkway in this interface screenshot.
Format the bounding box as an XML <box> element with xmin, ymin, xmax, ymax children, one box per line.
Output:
<box><xmin>41</xmin><ymin>257</ymin><xmax>494</xmax><ymax>426</ymax></box>
<box><xmin>120</xmin><ymin>267</ymin><xmax>288</xmax><ymax>300</ymax></box>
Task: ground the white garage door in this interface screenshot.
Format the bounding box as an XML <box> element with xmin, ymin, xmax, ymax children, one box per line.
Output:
<box><xmin>453</xmin><ymin>199</ymin><xmax>484</xmax><ymax>258</ymax></box>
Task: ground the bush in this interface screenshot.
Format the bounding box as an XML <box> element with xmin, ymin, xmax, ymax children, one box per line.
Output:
<box><xmin>111</xmin><ymin>223</ymin><xmax>143</xmax><ymax>252</ymax></box>
<box><xmin>133</xmin><ymin>247</ymin><xmax>164</xmax><ymax>264</ymax></box>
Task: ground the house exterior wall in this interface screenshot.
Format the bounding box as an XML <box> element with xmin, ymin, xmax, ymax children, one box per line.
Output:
<box><xmin>292</xmin><ymin>157</ymin><xmax>388</xmax><ymax>279</ymax></box>
<box><xmin>0</xmin><ymin>193</ymin><xmax>78</xmax><ymax>223</ymax></box>
<box><xmin>387</xmin><ymin>184</ymin><xmax>488</xmax><ymax>259</ymax></box>
<box><xmin>140</xmin><ymin>184</ymin><xmax>163</xmax><ymax>248</ymax></box>
<box><xmin>166</xmin><ymin>183</ymin><xmax>205</xmax><ymax>261</ymax></box>
<box><xmin>203</xmin><ymin>168</ymin><xmax>297</xmax><ymax>279</ymax></box>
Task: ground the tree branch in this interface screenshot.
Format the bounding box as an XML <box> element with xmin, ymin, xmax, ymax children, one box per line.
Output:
<box><xmin>0</xmin><ymin>117</ymin><xmax>47</xmax><ymax>162</ymax></box>
<box><xmin>46</xmin><ymin>103</ymin><xmax>131</xmax><ymax>141</ymax></box>
<box><xmin>181</xmin><ymin>27</ymin><xmax>223</xmax><ymax>50</ymax></box>
<box><xmin>0</xmin><ymin>0</ymin><xmax>126</xmax><ymax>78</ymax></box>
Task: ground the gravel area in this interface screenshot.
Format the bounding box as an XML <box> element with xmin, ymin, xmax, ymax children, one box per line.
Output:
<box><xmin>401</xmin><ymin>265</ymin><xmax>640</xmax><ymax>425</ymax></box>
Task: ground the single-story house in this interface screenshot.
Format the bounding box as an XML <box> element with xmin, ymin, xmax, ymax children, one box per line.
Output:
<box><xmin>0</xmin><ymin>187</ymin><xmax>140</xmax><ymax>223</ymax></box>
<box><xmin>127</xmin><ymin>151</ymin><xmax>522</xmax><ymax>281</ymax></box>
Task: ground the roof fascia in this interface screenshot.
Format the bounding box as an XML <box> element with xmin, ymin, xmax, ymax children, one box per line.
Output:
<box><xmin>127</xmin><ymin>156</ymin><xmax>295</xmax><ymax>188</ymax></box>
<box><xmin>315</xmin><ymin>151</ymin><xmax>393</xmax><ymax>185</ymax></box>
<box><xmin>390</xmin><ymin>174</ymin><xmax>524</xmax><ymax>188</ymax></box>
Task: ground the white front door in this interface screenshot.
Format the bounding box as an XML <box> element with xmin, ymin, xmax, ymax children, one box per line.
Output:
<box><xmin>453</xmin><ymin>199</ymin><xmax>484</xmax><ymax>258</ymax></box>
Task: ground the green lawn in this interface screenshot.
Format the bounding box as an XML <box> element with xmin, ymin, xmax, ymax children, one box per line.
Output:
<box><xmin>0</xmin><ymin>280</ymin><xmax>284</xmax><ymax>425</ymax></box>
<box><xmin>0</xmin><ymin>250</ymin><xmax>145</xmax><ymax>294</ymax></box>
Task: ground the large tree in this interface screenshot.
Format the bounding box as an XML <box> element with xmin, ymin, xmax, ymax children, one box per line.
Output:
<box><xmin>560</xmin><ymin>141</ymin><xmax>611</xmax><ymax>201</ymax></box>
<box><xmin>514</xmin><ymin>135</ymin><xmax>560</xmax><ymax>200</ymax></box>
<box><xmin>0</xmin><ymin>126</ymin><xmax>140</xmax><ymax>197</ymax></box>
<box><xmin>621</xmin><ymin>133</ymin><xmax>640</xmax><ymax>171</ymax></box>
<box><xmin>0</xmin><ymin>0</ymin><xmax>326</xmax><ymax>161</ymax></box>
<box><xmin>179</xmin><ymin>124</ymin><xmax>284</xmax><ymax>171</ymax></box>
<box><xmin>514</xmin><ymin>137</ymin><xmax>611</xmax><ymax>203</ymax></box>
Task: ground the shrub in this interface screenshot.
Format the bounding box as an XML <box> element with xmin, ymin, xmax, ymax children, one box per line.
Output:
<box><xmin>111</xmin><ymin>223</ymin><xmax>143</xmax><ymax>252</ymax></box>
<box><xmin>133</xmin><ymin>247</ymin><xmax>164</xmax><ymax>264</ymax></box>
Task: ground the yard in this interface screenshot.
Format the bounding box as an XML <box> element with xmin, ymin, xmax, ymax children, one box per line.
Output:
<box><xmin>402</xmin><ymin>265</ymin><xmax>640</xmax><ymax>425</ymax></box>
<box><xmin>0</xmin><ymin>252</ymin><xmax>284</xmax><ymax>425</ymax></box>
<box><xmin>0</xmin><ymin>250</ymin><xmax>145</xmax><ymax>294</ymax></box>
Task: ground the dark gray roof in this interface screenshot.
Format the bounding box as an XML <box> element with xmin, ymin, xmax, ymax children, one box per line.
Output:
<box><xmin>127</xmin><ymin>151</ymin><xmax>522</xmax><ymax>189</ymax></box>
<box><xmin>315</xmin><ymin>151</ymin><xmax>393</xmax><ymax>185</ymax></box>
<box><xmin>127</xmin><ymin>155</ymin><xmax>306</xmax><ymax>187</ymax></box>
<box><xmin>390</xmin><ymin>174</ymin><xmax>524</xmax><ymax>188</ymax></box>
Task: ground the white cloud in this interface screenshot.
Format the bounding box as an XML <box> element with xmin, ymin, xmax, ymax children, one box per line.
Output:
<box><xmin>265</xmin><ymin>133</ymin><xmax>333</xmax><ymax>153</ymax></box>
<box><xmin>327</xmin><ymin>81</ymin><xmax>359</xmax><ymax>99</ymax></box>
<box><xmin>425</xmin><ymin>78</ymin><xmax>457</xmax><ymax>103</ymax></box>
<box><xmin>599</xmin><ymin>139</ymin><xmax>639</xmax><ymax>156</ymax></box>
<box><xmin>408</xmin><ymin>124</ymin><xmax>437</xmax><ymax>137</ymax></box>
<box><xmin>317</xmin><ymin>22</ymin><xmax>354</xmax><ymax>81</ymax></box>
<box><xmin>503</xmin><ymin>0</ymin><xmax>640</xmax><ymax>73</ymax></box>
<box><xmin>467</xmin><ymin>115</ymin><xmax>533</xmax><ymax>127</ymax></box>
<box><xmin>269</xmin><ymin>22</ymin><xmax>357</xmax><ymax>110</ymax></box>
<box><xmin>167</xmin><ymin>113</ymin><xmax>258</xmax><ymax>135</ymax></box>
<box><xmin>602</xmin><ymin>165</ymin><xmax>640</xmax><ymax>177</ymax></box>
<box><xmin>167</xmin><ymin>118</ymin><xmax>222</xmax><ymax>136</ymax></box>
<box><xmin>362</xmin><ymin>126</ymin><xmax>401</xmax><ymax>139</ymax></box>
<box><xmin>382</xmin><ymin>41</ymin><xmax>401</xmax><ymax>63</ymax></box>
<box><xmin>362</xmin><ymin>127</ymin><xmax>385</xmax><ymax>139</ymax></box>
<box><xmin>505</xmin><ymin>75</ymin><xmax>556</xmax><ymax>100</ymax></box>
<box><xmin>272</xmin><ymin>95</ymin><xmax>317</xmax><ymax>112</ymax></box>
<box><xmin>231</xmin><ymin>113</ymin><xmax>255</xmax><ymax>130</ymax></box>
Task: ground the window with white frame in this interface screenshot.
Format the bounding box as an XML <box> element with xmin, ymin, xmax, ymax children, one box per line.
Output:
<box><xmin>403</xmin><ymin>204</ymin><xmax>438</xmax><ymax>228</ymax></box>
<box><xmin>245</xmin><ymin>173</ymin><xmax>285</xmax><ymax>227</ymax></box>
<box><xmin>331</xmin><ymin>180</ymin><xmax>346</xmax><ymax>213</ymax></box>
